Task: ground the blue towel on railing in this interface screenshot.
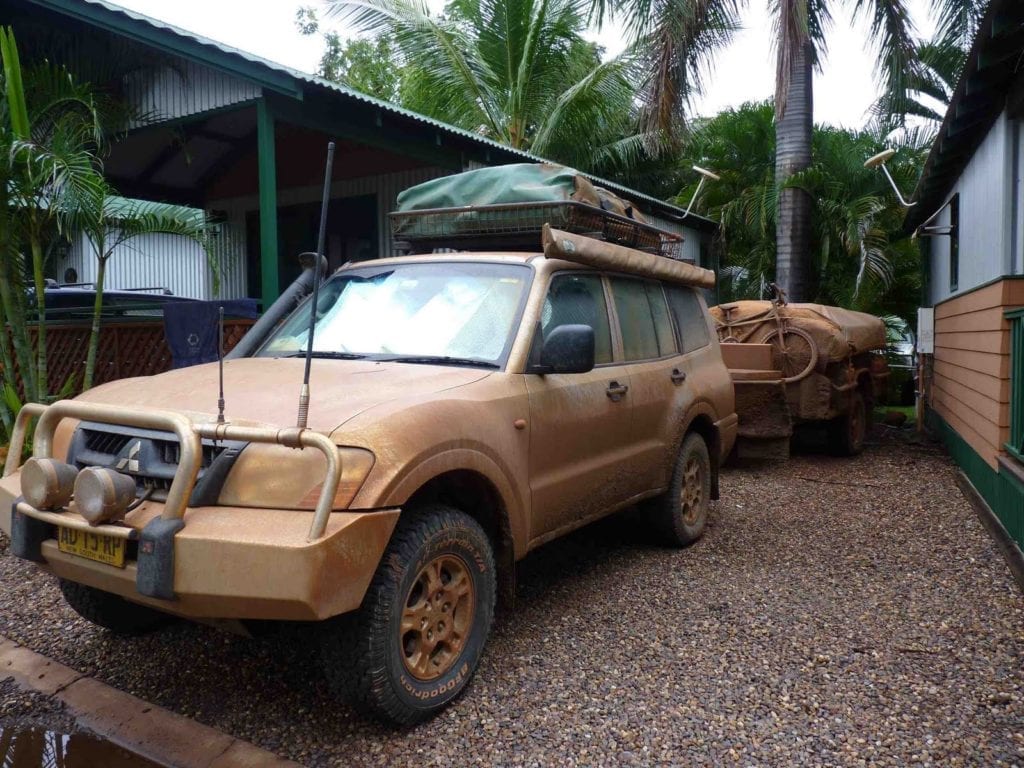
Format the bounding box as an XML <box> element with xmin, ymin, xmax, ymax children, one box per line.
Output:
<box><xmin>163</xmin><ymin>299</ymin><xmax>259</xmax><ymax>369</ymax></box>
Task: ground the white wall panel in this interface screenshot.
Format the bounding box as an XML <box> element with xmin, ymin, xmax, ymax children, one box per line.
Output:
<box><xmin>125</xmin><ymin>61</ymin><xmax>260</xmax><ymax>127</ymax></box>
<box><xmin>929</xmin><ymin>113</ymin><xmax>1014</xmax><ymax>305</ymax></box>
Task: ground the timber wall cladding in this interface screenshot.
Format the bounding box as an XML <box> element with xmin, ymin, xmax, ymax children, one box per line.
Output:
<box><xmin>931</xmin><ymin>278</ymin><xmax>1024</xmax><ymax>468</ymax></box>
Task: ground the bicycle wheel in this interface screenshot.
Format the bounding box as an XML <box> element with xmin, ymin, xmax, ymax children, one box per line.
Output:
<box><xmin>762</xmin><ymin>327</ymin><xmax>818</xmax><ymax>383</ymax></box>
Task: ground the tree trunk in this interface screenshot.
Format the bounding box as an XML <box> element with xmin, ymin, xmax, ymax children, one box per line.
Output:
<box><xmin>82</xmin><ymin>256</ymin><xmax>107</xmax><ymax>391</ymax></box>
<box><xmin>775</xmin><ymin>40</ymin><xmax>814</xmax><ymax>302</ymax></box>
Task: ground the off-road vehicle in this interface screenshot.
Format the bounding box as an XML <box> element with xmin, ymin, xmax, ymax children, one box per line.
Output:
<box><xmin>1</xmin><ymin>166</ymin><xmax>736</xmax><ymax>725</ymax></box>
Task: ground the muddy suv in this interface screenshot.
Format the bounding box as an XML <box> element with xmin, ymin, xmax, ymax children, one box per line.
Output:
<box><xmin>1</xmin><ymin>226</ymin><xmax>736</xmax><ymax>725</ymax></box>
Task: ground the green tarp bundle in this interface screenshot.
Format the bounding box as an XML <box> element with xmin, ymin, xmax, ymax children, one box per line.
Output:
<box><xmin>395</xmin><ymin>163</ymin><xmax>596</xmax><ymax>211</ymax></box>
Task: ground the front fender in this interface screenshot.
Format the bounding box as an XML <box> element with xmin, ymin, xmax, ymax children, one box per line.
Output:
<box><xmin>353</xmin><ymin>447</ymin><xmax>528</xmax><ymax>558</ymax></box>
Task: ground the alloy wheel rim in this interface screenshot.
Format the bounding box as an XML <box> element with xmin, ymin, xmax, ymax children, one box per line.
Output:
<box><xmin>400</xmin><ymin>554</ymin><xmax>475</xmax><ymax>681</ymax></box>
<box><xmin>680</xmin><ymin>456</ymin><xmax>704</xmax><ymax>526</ymax></box>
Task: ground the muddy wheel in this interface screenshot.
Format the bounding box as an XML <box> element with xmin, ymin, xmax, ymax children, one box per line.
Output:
<box><xmin>828</xmin><ymin>390</ymin><xmax>867</xmax><ymax>456</ymax></box>
<box><xmin>646</xmin><ymin>433</ymin><xmax>712</xmax><ymax>547</ymax></box>
<box><xmin>322</xmin><ymin>505</ymin><xmax>496</xmax><ymax>726</ymax></box>
<box><xmin>58</xmin><ymin>580</ymin><xmax>171</xmax><ymax>635</ymax></box>
<box><xmin>763</xmin><ymin>327</ymin><xmax>818</xmax><ymax>383</ymax></box>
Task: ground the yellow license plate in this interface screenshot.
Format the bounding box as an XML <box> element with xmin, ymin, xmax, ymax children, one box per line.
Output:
<box><xmin>57</xmin><ymin>527</ymin><xmax>126</xmax><ymax>568</ymax></box>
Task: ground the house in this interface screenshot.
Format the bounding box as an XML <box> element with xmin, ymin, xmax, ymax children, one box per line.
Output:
<box><xmin>906</xmin><ymin>0</ymin><xmax>1024</xmax><ymax>561</ymax></box>
<box><xmin>5</xmin><ymin>0</ymin><xmax>716</xmax><ymax>303</ymax></box>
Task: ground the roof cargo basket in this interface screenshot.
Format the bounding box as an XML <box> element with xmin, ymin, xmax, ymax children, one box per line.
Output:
<box><xmin>389</xmin><ymin>163</ymin><xmax>684</xmax><ymax>259</ymax></box>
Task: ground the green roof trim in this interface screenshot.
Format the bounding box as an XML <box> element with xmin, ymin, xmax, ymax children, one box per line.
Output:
<box><xmin>23</xmin><ymin>0</ymin><xmax>715</xmax><ymax>230</ymax></box>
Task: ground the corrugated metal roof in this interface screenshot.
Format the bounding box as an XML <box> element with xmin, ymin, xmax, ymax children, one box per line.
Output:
<box><xmin>29</xmin><ymin>0</ymin><xmax>715</xmax><ymax>229</ymax></box>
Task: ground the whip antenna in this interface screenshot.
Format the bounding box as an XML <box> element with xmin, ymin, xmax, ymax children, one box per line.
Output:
<box><xmin>297</xmin><ymin>141</ymin><xmax>336</xmax><ymax>429</ymax></box>
<box><xmin>216</xmin><ymin>305</ymin><xmax>226</xmax><ymax>425</ymax></box>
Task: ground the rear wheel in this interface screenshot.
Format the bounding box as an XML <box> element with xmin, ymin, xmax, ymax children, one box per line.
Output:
<box><xmin>321</xmin><ymin>505</ymin><xmax>496</xmax><ymax>726</ymax></box>
<box><xmin>763</xmin><ymin>327</ymin><xmax>818</xmax><ymax>383</ymax></box>
<box><xmin>828</xmin><ymin>390</ymin><xmax>867</xmax><ymax>456</ymax></box>
<box><xmin>645</xmin><ymin>433</ymin><xmax>712</xmax><ymax>547</ymax></box>
<box><xmin>59</xmin><ymin>580</ymin><xmax>171</xmax><ymax>635</ymax></box>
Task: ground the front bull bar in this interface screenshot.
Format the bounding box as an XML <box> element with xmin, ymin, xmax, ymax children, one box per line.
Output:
<box><xmin>3</xmin><ymin>401</ymin><xmax>343</xmax><ymax>598</ymax></box>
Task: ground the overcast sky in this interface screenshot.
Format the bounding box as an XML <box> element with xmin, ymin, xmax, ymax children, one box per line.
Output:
<box><xmin>115</xmin><ymin>0</ymin><xmax>938</xmax><ymax>129</ymax></box>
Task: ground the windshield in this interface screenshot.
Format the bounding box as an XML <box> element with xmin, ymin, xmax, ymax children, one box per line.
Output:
<box><xmin>257</xmin><ymin>262</ymin><xmax>531</xmax><ymax>367</ymax></box>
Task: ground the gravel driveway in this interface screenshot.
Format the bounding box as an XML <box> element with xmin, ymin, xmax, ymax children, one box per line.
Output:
<box><xmin>1</xmin><ymin>433</ymin><xmax>1022</xmax><ymax>767</ymax></box>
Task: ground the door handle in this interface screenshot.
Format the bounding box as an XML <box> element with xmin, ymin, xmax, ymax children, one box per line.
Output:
<box><xmin>671</xmin><ymin>368</ymin><xmax>687</xmax><ymax>385</ymax></box>
<box><xmin>606</xmin><ymin>381</ymin><xmax>629</xmax><ymax>401</ymax></box>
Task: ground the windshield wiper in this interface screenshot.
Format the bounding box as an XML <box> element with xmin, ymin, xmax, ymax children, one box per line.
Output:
<box><xmin>285</xmin><ymin>351</ymin><xmax>367</xmax><ymax>360</ymax></box>
<box><xmin>378</xmin><ymin>355</ymin><xmax>499</xmax><ymax>369</ymax></box>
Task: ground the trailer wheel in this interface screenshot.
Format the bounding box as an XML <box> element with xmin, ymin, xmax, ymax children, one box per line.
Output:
<box><xmin>828</xmin><ymin>390</ymin><xmax>867</xmax><ymax>456</ymax></box>
<box><xmin>645</xmin><ymin>433</ymin><xmax>711</xmax><ymax>547</ymax></box>
<box><xmin>321</xmin><ymin>505</ymin><xmax>496</xmax><ymax>726</ymax></box>
<box><xmin>59</xmin><ymin>580</ymin><xmax>171</xmax><ymax>635</ymax></box>
<box><xmin>762</xmin><ymin>327</ymin><xmax>818</xmax><ymax>383</ymax></box>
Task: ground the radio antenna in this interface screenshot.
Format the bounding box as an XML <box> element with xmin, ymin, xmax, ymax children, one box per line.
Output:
<box><xmin>216</xmin><ymin>305</ymin><xmax>226</xmax><ymax>425</ymax></box>
<box><xmin>296</xmin><ymin>140</ymin><xmax>336</xmax><ymax>429</ymax></box>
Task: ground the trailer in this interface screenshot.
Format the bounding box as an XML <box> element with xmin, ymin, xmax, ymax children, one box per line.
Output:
<box><xmin>710</xmin><ymin>297</ymin><xmax>890</xmax><ymax>459</ymax></box>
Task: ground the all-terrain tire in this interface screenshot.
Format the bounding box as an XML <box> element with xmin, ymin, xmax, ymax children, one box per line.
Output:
<box><xmin>645</xmin><ymin>432</ymin><xmax>712</xmax><ymax>547</ymax></box>
<box><xmin>59</xmin><ymin>580</ymin><xmax>172</xmax><ymax>635</ymax></box>
<box><xmin>321</xmin><ymin>504</ymin><xmax>496</xmax><ymax>726</ymax></box>
<box><xmin>828</xmin><ymin>390</ymin><xmax>867</xmax><ymax>456</ymax></box>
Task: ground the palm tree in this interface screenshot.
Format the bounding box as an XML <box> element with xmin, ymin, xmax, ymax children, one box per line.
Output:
<box><xmin>678</xmin><ymin>101</ymin><xmax>924</xmax><ymax>321</ymax></box>
<box><xmin>75</xmin><ymin>189</ymin><xmax>210</xmax><ymax>390</ymax></box>
<box><xmin>599</xmin><ymin>0</ymin><xmax>1001</xmax><ymax>301</ymax></box>
<box><xmin>0</xmin><ymin>27</ymin><xmax>106</xmax><ymax>407</ymax></box>
<box><xmin>324</xmin><ymin>0</ymin><xmax>659</xmax><ymax>175</ymax></box>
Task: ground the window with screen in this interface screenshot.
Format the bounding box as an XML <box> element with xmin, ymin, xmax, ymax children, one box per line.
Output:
<box><xmin>540</xmin><ymin>273</ymin><xmax>613</xmax><ymax>364</ymax></box>
<box><xmin>665</xmin><ymin>286</ymin><xmax>711</xmax><ymax>353</ymax></box>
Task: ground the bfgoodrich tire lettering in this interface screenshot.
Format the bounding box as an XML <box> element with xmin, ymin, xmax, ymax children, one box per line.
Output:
<box><xmin>321</xmin><ymin>504</ymin><xmax>496</xmax><ymax>725</ymax></box>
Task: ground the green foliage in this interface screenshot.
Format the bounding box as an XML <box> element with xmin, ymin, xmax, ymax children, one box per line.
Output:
<box><xmin>296</xmin><ymin>7</ymin><xmax>404</xmax><ymax>101</ymax></box>
<box><xmin>678</xmin><ymin>101</ymin><xmax>924</xmax><ymax>323</ymax></box>
<box><xmin>323</xmin><ymin>0</ymin><xmax>664</xmax><ymax>177</ymax></box>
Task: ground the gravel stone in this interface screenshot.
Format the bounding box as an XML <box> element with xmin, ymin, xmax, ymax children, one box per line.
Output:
<box><xmin>0</xmin><ymin>432</ymin><xmax>1021</xmax><ymax>766</ymax></box>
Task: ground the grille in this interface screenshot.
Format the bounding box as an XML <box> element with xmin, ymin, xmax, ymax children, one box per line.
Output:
<box><xmin>69</xmin><ymin>424</ymin><xmax>237</xmax><ymax>502</ymax></box>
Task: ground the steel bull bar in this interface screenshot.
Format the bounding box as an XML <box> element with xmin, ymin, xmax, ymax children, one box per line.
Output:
<box><xmin>4</xmin><ymin>400</ymin><xmax>342</xmax><ymax>600</ymax></box>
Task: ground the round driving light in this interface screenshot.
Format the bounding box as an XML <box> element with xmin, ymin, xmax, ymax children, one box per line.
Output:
<box><xmin>74</xmin><ymin>467</ymin><xmax>138</xmax><ymax>525</ymax></box>
<box><xmin>21</xmin><ymin>458</ymin><xmax>78</xmax><ymax>510</ymax></box>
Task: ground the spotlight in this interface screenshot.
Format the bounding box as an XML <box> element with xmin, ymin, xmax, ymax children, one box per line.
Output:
<box><xmin>20</xmin><ymin>458</ymin><xmax>77</xmax><ymax>510</ymax></box>
<box><xmin>74</xmin><ymin>467</ymin><xmax>138</xmax><ymax>525</ymax></box>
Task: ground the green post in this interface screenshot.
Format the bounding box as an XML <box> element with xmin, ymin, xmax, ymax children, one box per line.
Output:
<box><xmin>256</xmin><ymin>98</ymin><xmax>279</xmax><ymax>306</ymax></box>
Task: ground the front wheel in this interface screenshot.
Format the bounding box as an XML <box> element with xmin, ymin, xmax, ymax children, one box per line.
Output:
<box><xmin>321</xmin><ymin>505</ymin><xmax>496</xmax><ymax>726</ymax></box>
<box><xmin>59</xmin><ymin>580</ymin><xmax>172</xmax><ymax>635</ymax></box>
<box><xmin>645</xmin><ymin>433</ymin><xmax>712</xmax><ymax>547</ymax></box>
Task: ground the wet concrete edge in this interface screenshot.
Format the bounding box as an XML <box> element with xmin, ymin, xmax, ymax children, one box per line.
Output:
<box><xmin>0</xmin><ymin>636</ymin><xmax>301</xmax><ymax>768</ymax></box>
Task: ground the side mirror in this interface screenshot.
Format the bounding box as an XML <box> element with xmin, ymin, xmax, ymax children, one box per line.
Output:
<box><xmin>532</xmin><ymin>324</ymin><xmax>595</xmax><ymax>374</ymax></box>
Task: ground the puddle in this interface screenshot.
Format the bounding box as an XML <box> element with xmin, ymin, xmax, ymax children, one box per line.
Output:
<box><xmin>0</xmin><ymin>726</ymin><xmax>163</xmax><ymax>767</ymax></box>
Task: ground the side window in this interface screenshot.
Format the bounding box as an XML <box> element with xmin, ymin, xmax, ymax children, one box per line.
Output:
<box><xmin>611</xmin><ymin>277</ymin><xmax>662</xmax><ymax>361</ymax></box>
<box><xmin>646</xmin><ymin>282</ymin><xmax>677</xmax><ymax>357</ymax></box>
<box><xmin>665</xmin><ymin>285</ymin><xmax>711</xmax><ymax>354</ymax></box>
<box><xmin>541</xmin><ymin>273</ymin><xmax>613</xmax><ymax>364</ymax></box>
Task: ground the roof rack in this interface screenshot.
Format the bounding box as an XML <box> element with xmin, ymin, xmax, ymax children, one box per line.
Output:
<box><xmin>390</xmin><ymin>201</ymin><xmax>684</xmax><ymax>260</ymax></box>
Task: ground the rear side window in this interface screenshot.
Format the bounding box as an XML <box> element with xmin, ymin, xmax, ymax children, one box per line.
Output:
<box><xmin>541</xmin><ymin>273</ymin><xmax>613</xmax><ymax>364</ymax></box>
<box><xmin>665</xmin><ymin>286</ymin><xmax>711</xmax><ymax>353</ymax></box>
<box><xmin>610</xmin><ymin>278</ymin><xmax>675</xmax><ymax>361</ymax></box>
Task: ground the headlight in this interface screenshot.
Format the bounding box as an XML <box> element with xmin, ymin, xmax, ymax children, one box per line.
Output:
<box><xmin>216</xmin><ymin>444</ymin><xmax>374</xmax><ymax>511</ymax></box>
